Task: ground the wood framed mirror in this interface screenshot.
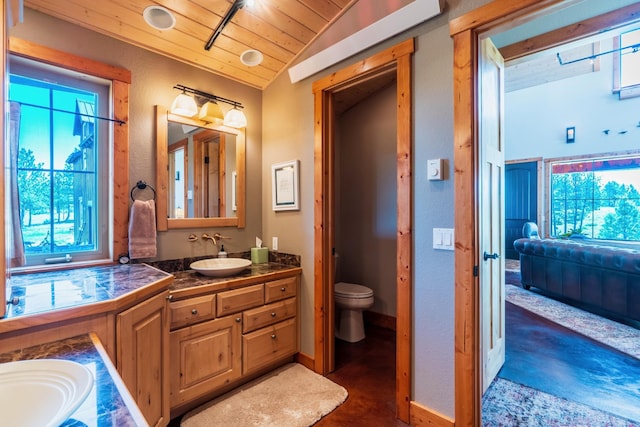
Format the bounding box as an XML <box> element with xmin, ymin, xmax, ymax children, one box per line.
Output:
<box><xmin>155</xmin><ymin>105</ymin><xmax>245</xmax><ymax>231</ymax></box>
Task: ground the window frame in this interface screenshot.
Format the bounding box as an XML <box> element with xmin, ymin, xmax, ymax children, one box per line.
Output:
<box><xmin>8</xmin><ymin>38</ymin><xmax>130</xmax><ymax>271</ymax></box>
<box><xmin>612</xmin><ymin>31</ymin><xmax>640</xmax><ymax>99</ymax></box>
<box><xmin>544</xmin><ymin>150</ymin><xmax>640</xmax><ymax>242</ymax></box>
<box><xmin>10</xmin><ymin>58</ymin><xmax>111</xmax><ymax>265</ymax></box>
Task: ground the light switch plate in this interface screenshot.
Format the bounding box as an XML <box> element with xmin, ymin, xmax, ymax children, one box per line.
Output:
<box><xmin>433</xmin><ymin>228</ymin><xmax>454</xmax><ymax>250</ymax></box>
<box><xmin>427</xmin><ymin>158</ymin><xmax>443</xmax><ymax>180</ymax></box>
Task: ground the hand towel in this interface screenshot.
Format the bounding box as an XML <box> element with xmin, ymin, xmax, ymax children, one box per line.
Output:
<box><xmin>128</xmin><ymin>199</ymin><xmax>157</xmax><ymax>259</ymax></box>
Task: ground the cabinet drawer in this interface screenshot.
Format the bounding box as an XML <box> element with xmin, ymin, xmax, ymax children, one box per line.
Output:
<box><xmin>217</xmin><ymin>284</ymin><xmax>264</xmax><ymax>317</ymax></box>
<box><xmin>264</xmin><ymin>277</ymin><xmax>297</xmax><ymax>303</ymax></box>
<box><xmin>243</xmin><ymin>297</ymin><xmax>296</xmax><ymax>333</ymax></box>
<box><xmin>169</xmin><ymin>294</ymin><xmax>216</xmax><ymax>329</ymax></box>
<box><xmin>243</xmin><ymin>318</ymin><xmax>297</xmax><ymax>374</ymax></box>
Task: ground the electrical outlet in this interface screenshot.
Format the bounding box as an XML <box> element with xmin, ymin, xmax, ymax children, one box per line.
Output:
<box><xmin>272</xmin><ymin>237</ymin><xmax>278</xmax><ymax>251</ymax></box>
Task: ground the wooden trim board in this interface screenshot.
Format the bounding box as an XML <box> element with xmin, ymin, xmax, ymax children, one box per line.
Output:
<box><xmin>313</xmin><ymin>38</ymin><xmax>414</xmax><ymax>423</ymax></box>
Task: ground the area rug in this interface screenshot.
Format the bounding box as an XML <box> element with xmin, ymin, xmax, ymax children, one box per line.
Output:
<box><xmin>506</xmin><ymin>283</ymin><xmax>640</xmax><ymax>360</ymax></box>
<box><xmin>180</xmin><ymin>363</ymin><xmax>348</xmax><ymax>427</ymax></box>
<box><xmin>483</xmin><ymin>377</ymin><xmax>640</xmax><ymax>426</ymax></box>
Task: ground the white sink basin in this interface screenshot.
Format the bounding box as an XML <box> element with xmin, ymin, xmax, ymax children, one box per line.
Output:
<box><xmin>190</xmin><ymin>258</ymin><xmax>253</xmax><ymax>277</ymax></box>
<box><xmin>0</xmin><ymin>359</ymin><xmax>94</xmax><ymax>427</ymax></box>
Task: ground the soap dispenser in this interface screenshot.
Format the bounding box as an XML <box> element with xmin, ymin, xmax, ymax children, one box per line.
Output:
<box><xmin>218</xmin><ymin>245</ymin><xmax>228</xmax><ymax>258</ymax></box>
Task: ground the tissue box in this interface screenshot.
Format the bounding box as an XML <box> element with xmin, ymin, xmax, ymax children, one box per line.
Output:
<box><xmin>251</xmin><ymin>247</ymin><xmax>269</xmax><ymax>264</ymax></box>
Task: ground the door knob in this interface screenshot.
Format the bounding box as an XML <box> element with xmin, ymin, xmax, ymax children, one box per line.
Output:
<box><xmin>483</xmin><ymin>251</ymin><xmax>499</xmax><ymax>261</ymax></box>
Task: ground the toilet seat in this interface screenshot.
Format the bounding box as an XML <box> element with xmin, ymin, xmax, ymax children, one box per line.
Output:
<box><xmin>335</xmin><ymin>282</ymin><xmax>373</xmax><ymax>299</ymax></box>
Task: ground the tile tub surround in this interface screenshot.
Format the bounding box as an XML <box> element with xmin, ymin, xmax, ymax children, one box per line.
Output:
<box><xmin>0</xmin><ymin>334</ymin><xmax>147</xmax><ymax>426</ymax></box>
<box><xmin>6</xmin><ymin>264</ymin><xmax>173</xmax><ymax>319</ymax></box>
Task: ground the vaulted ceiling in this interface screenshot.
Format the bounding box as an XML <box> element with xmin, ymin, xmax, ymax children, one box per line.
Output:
<box><xmin>24</xmin><ymin>0</ymin><xmax>354</xmax><ymax>90</ymax></box>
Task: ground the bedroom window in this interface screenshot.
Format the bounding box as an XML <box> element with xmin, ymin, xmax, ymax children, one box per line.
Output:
<box><xmin>8</xmin><ymin>56</ymin><xmax>112</xmax><ymax>267</ymax></box>
<box><xmin>548</xmin><ymin>154</ymin><xmax>640</xmax><ymax>241</ymax></box>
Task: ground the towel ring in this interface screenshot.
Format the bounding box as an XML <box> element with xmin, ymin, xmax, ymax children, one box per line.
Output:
<box><xmin>130</xmin><ymin>180</ymin><xmax>157</xmax><ymax>201</ymax></box>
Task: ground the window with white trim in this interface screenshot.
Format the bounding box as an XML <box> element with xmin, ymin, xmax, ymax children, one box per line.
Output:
<box><xmin>9</xmin><ymin>56</ymin><xmax>112</xmax><ymax>267</ymax></box>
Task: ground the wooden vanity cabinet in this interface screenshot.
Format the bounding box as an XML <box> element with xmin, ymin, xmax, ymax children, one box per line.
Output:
<box><xmin>169</xmin><ymin>314</ymin><xmax>242</xmax><ymax>407</ymax></box>
<box><xmin>168</xmin><ymin>273</ymin><xmax>300</xmax><ymax>415</ymax></box>
<box><xmin>117</xmin><ymin>290</ymin><xmax>170</xmax><ymax>427</ymax></box>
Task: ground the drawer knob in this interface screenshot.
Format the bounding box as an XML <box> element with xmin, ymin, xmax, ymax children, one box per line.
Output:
<box><xmin>236</xmin><ymin>317</ymin><xmax>241</xmax><ymax>323</ymax></box>
<box><xmin>280</xmin><ymin>287</ymin><xmax>286</xmax><ymax>292</ymax></box>
<box><xmin>271</xmin><ymin>312</ymin><xmax>276</xmax><ymax>317</ymax></box>
<box><xmin>191</xmin><ymin>308</ymin><xmax>198</xmax><ymax>315</ymax></box>
<box><xmin>271</xmin><ymin>334</ymin><xmax>277</xmax><ymax>340</ymax></box>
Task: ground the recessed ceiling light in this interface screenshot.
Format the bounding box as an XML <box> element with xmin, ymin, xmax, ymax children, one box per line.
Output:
<box><xmin>143</xmin><ymin>5</ymin><xmax>176</xmax><ymax>31</ymax></box>
<box><xmin>240</xmin><ymin>49</ymin><xmax>263</xmax><ymax>66</ymax></box>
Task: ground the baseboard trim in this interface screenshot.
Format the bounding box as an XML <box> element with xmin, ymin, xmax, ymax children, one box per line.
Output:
<box><xmin>410</xmin><ymin>401</ymin><xmax>454</xmax><ymax>427</ymax></box>
<box><xmin>364</xmin><ymin>310</ymin><xmax>396</xmax><ymax>331</ymax></box>
<box><xmin>295</xmin><ymin>352</ymin><xmax>315</xmax><ymax>371</ymax></box>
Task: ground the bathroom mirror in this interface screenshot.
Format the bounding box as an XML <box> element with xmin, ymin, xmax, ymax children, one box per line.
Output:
<box><xmin>155</xmin><ymin>105</ymin><xmax>245</xmax><ymax>230</ymax></box>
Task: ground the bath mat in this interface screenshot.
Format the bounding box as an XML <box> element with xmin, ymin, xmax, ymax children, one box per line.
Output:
<box><xmin>180</xmin><ymin>363</ymin><xmax>348</xmax><ymax>427</ymax></box>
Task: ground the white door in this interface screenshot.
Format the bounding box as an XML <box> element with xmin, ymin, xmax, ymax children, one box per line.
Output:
<box><xmin>479</xmin><ymin>37</ymin><xmax>506</xmax><ymax>394</ymax></box>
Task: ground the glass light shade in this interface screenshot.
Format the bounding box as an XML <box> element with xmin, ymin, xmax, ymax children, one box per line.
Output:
<box><xmin>199</xmin><ymin>101</ymin><xmax>224</xmax><ymax>123</ymax></box>
<box><xmin>170</xmin><ymin>93</ymin><xmax>198</xmax><ymax>117</ymax></box>
<box><xmin>223</xmin><ymin>108</ymin><xmax>247</xmax><ymax>128</ymax></box>
<box><xmin>143</xmin><ymin>5</ymin><xmax>176</xmax><ymax>30</ymax></box>
<box><xmin>240</xmin><ymin>49</ymin><xmax>263</xmax><ymax>66</ymax></box>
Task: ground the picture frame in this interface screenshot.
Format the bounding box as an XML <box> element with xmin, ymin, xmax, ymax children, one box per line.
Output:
<box><xmin>272</xmin><ymin>160</ymin><xmax>300</xmax><ymax>211</ymax></box>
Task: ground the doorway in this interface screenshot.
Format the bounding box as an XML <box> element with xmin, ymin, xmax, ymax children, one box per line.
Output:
<box><xmin>451</xmin><ymin>2</ymin><xmax>640</xmax><ymax>425</ymax></box>
<box><xmin>313</xmin><ymin>39</ymin><xmax>414</xmax><ymax>422</ymax></box>
<box><xmin>505</xmin><ymin>161</ymin><xmax>539</xmax><ymax>260</ymax></box>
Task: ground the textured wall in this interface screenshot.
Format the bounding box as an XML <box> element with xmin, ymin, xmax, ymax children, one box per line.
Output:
<box><xmin>335</xmin><ymin>84</ymin><xmax>398</xmax><ymax>317</ymax></box>
<box><xmin>260</xmin><ymin>0</ymin><xmax>495</xmax><ymax>415</ymax></box>
<box><xmin>10</xmin><ymin>8</ymin><xmax>263</xmax><ymax>260</ymax></box>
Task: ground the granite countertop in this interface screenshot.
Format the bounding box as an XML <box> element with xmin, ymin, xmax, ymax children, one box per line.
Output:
<box><xmin>5</xmin><ymin>264</ymin><xmax>173</xmax><ymax>320</ymax></box>
<box><xmin>3</xmin><ymin>258</ymin><xmax>301</xmax><ymax>320</ymax></box>
<box><xmin>0</xmin><ymin>334</ymin><xmax>147</xmax><ymax>426</ymax></box>
<box><xmin>170</xmin><ymin>262</ymin><xmax>302</xmax><ymax>293</ymax></box>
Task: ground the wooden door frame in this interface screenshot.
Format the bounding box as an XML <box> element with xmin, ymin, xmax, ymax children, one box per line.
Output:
<box><xmin>312</xmin><ymin>38</ymin><xmax>414</xmax><ymax>423</ymax></box>
<box><xmin>450</xmin><ymin>1</ymin><xmax>640</xmax><ymax>425</ymax></box>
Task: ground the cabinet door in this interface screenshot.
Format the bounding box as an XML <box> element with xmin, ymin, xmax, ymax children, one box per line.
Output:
<box><xmin>117</xmin><ymin>291</ymin><xmax>170</xmax><ymax>427</ymax></box>
<box><xmin>170</xmin><ymin>315</ymin><xmax>242</xmax><ymax>407</ymax></box>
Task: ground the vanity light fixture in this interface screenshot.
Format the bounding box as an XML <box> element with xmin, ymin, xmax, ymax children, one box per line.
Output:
<box><xmin>199</xmin><ymin>101</ymin><xmax>224</xmax><ymax>124</ymax></box>
<box><xmin>171</xmin><ymin>84</ymin><xmax>247</xmax><ymax>128</ymax></box>
<box><xmin>170</xmin><ymin>91</ymin><xmax>198</xmax><ymax>117</ymax></box>
<box><xmin>223</xmin><ymin>107</ymin><xmax>248</xmax><ymax>128</ymax></box>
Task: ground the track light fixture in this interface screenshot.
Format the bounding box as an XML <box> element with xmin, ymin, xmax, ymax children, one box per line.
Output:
<box><xmin>205</xmin><ymin>0</ymin><xmax>247</xmax><ymax>51</ymax></box>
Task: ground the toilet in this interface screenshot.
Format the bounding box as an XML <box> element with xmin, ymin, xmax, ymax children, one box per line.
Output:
<box><xmin>334</xmin><ymin>282</ymin><xmax>374</xmax><ymax>343</ymax></box>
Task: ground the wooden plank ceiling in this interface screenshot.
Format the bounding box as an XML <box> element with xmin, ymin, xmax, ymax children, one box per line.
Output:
<box><xmin>24</xmin><ymin>0</ymin><xmax>354</xmax><ymax>89</ymax></box>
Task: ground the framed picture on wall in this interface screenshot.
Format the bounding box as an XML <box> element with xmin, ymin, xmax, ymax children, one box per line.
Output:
<box><xmin>272</xmin><ymin>160</ymin><xmax>300</xmax><ymax>211</ymax></box>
